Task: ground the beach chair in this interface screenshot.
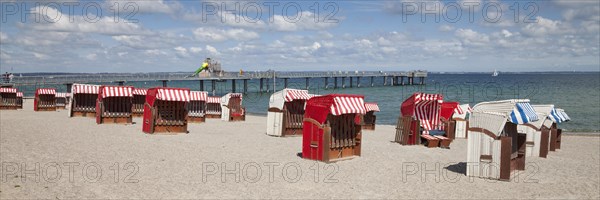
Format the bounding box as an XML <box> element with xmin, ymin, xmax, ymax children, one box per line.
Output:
<box><xmin>55</xmin><ymin>92</ymin><xmax>68</xmax><ymax>109</ymax></box>
<box><xmin>221</xmin><ymin>93</ymin><xmax>245</xmax><ymax>121</ymax></box>
<box><xmin>70</xmin><ymin>84</ymin><xmax>100</xmax><ymax>117</ymax></box>
<box><xmin>394</xmin><ymin>93</ymin><xmax>452</xmax><ymax>148</ymax></box>
<box><xmin>132</xmin><ymin>88</ymin><xmax>147</xmax><ymax>117</ymax></box>
<box><xmin>550</xmin><ymin>108</ymin><xmax>570</xmax><ymax>151</ymax></box>
<box><xmin>142</xmin><ymin>87</ymin><xmax>190</xmax><ymax>134</ymax></box>
<box><xmin>205</xmin><ymin>96</ymin><xmax>222</xmax><ymax>119</ymax></box>
<box><xmin>361</xmin><ymin>102</ymin><xmax>380</xmax><ymax>130</ymax></box>
<box><xmin>34</xmin><ymin>88</ymin><xmax>56</xmax><ymax>111</ymax></box>
<box><xmin>302</xmin><ymin>94</ymin><xmax>366</xmax><ymax>162</ymax></box>
<box><xmin>440</xmin><ymin>102</ymin><xmax>472</xmax><ymax>139</ymax></box>
<box><xmin>0</xmin><ymin>87</ymin><xmax>18</xmax><ymax>110</ymax></box>
<box><xmin>96</xmin><ymin>86</ymin><xmax>134</xmax><ymax>124</ymax></box>
<box><xmin>467</xmin><ymin>99</ymin><xmax>538</xmax><ymax>181</ymax></box>
<box><xmin>188</xmin><ymin>91</ymin><xmax>208</xmax><ymax>123</ymax></box>
<box><xmin>16</xmin><ymin>92</ymin><xmax>23</xmax><ymax>109</ymax></box>
<box><xmin>266</xmin><ymin>89</ymin><xmax>312</xmax><ymax>137</ymax></box>
<box><xmin>517</xmin><ymin>105</ymin><xmax>559</xmax><ymax>158</ymax></box>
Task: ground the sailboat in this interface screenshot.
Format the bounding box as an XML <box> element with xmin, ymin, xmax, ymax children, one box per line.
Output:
<box><xmin>492</xmin><ymin>69</ymin><xmax>499</xmax><ymax>77</ymax></box>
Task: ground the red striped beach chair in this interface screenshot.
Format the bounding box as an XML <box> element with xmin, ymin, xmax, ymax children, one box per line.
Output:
<box><xmin>16</xmin><ymin>92</ymin><xmax>23</xmax><ymax>109</ymax></box>
<box><xmin>302</xmin><ymin>94</ymin><xmax>366</xmax><ymax>162</ymax></box>
<box><xmin>34</xmin><ymin>88</ymin><xmax>56</xmax><ymax>111</ymax></box>
<box><xmin>205</xmin><ymin>96</ymin><xmax>222</xmax><ymax>119</ymax></box>
<box><xmin>267</xmin><ymin>88</ymin><xmax>311</xmax><ymax>137</ymax></box>
<box><xmin>142</xmin><ymin>87</ymin><xmax>190</xmax><ymax>134</ymax></box>
<box><xmin>96</xmin><ymin>86</ymin><xmax>134</xmax><ymax>124</ymax></box>
<box><xmin>132</xmin><ymin>88</ymin><xmax>147</xmax><ymax>117</ymax></box>
<box><xmin>70</xmin><ymin>84</ymin><xmax>100</xmax><ymax>117</ymax></box>
<box><xmin>394</xmin><ymin>93</ymin><xmax>452</xmax><ymax>148</ymax></box>
<box><xmin>188</xmin><ymin>91</ymin><xmax>208</xmax><ymax>123</ymax></box>
<box><xmin>361</xmin><ymin>102</ymin><xmax>380</xmax><ymax>130</ymax></box>
<box><xmin>221</xmin><ymin>93</ymin><xmax>245</xmax><ymax>121</ymax></box>
<box><xmin>0</xmin><ymin>87</ymin><xmax>18</xmax><ymax>110</ymax></box>
<box><xmin>55</xmin><ymin>92</ymin><xmax>68</xmax><ymax>109</ymax></box>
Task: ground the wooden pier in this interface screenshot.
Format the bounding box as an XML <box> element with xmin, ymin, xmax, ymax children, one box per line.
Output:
<box><xmin>8</xmin><ymin>70</ymin><xmax>427</xmax><ymax>95</ymax></box>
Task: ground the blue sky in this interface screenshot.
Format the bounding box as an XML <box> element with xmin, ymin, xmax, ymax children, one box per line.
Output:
<box><xmin>0</xmin><ymin>0</ymin><xmax>598</xmax><ymax>73</ymax></box>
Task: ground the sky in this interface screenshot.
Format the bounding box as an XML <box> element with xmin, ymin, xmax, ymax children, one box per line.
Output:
<box><xmin>0</xmin><ymin>0</ymin><xmax>599</xmax><ymax>73</ymax></box>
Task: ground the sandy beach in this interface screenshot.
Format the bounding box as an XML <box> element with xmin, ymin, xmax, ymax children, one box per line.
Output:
<box><xmin>1</xmin><ymin>100</ymin><xmax>599</xmax><ymax>199</ymax></box>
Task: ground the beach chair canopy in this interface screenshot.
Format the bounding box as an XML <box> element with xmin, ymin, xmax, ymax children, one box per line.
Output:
<box><xmin>56</xmin><ymin>92</ymin><xmax>68</xmax><ymax>98</ymax></box>
<box><xmin>528</xmin><ymin>104</ymin><xmax>556</xmax><ymax>129</ymax></box>
<box><xmin>269</xmin><ymin>88</ymin><xmax>311</xmax><ymax>110</ymax></box>
<box><xmin>469</xmin><ymin>112</ymin><xmax>508</xmax><ymax>138</ymax></box>
<box><xmin>133</xmin><ymin>88</ymin><xmax>147</xmax><ymax>96</ymax></box>
<box><xmin>190</xmin><ymin>91</ymin><xmax>208</xmax><ymax>102</ymax></box>
<box><xmin>36</xmin><ymin>88</ymin><xmax>56</xmax><ymax>95</ymax></box>
<box><xmin>221</xmin><ymin>93</ymin><xmax>243</xmax><ymax>106</ymax></box>
<box><xmin>16</xmin><ymin>92</ymin><xmax>23</xmax><ymax>97</ymax></box>
<box><xmin>440</xmin><ymin>101</ymin><xmax>462</xmax><ymax>120</ymax></box>
<box><xmin>207</xmin><ymin>96</ymin><xmax>221</xmax><ymax>104</ymax></box>
<box><xmin>365</xmin><ymin>102</ymin><xmax>380</xmax><ymax>112</ymax></box>
<box><xmin>305</xmin><ymin>94</ymin><xmax>366</xmax><ymax>124</ymax></box>
<box><xmin>146</xmin><ymin>87</ymin><xmax>190</xmax><ymax>106</ymax></box>
<box><xmin>553</xmin><ymin>108</ymin><xmax>570</xmax><ymax>123</ymax></box>
<box><xmin>72</xmin><ymin>84</ymin><xmax>100</xmax><ymax>95</ymax></box>
<box><xmin>452</xmin><ymin>104</ymin><xmax>472</xmax><ymax>120</ymax></box>
<box><xmin>99</xmin><ymin>86</ymin><xmax>133</xmax><ymax>98</ymax></box>
<box><xmin>401</xmin><ymin>93</ymin><xmax>444</xmax><ymax>132</ymax></box>
<box><xmin>472</xmin><ymin>99</ymin><xmax>539</xmax><ymax>124</ymax></box>
<box><xmin>0</xmin><ymin>88</ymin><xmax>17</xmax><ymax>94</ymax></box>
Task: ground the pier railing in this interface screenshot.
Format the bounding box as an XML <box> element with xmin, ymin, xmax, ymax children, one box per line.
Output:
<box><xmin>10</xmin><ymin>71</ymin><xmax>427</xmax><ymax>85</ymax></box>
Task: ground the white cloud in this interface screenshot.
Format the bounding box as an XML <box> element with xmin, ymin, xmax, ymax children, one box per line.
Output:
<box><xmin>174</xmin><ymin>46</ymin><xmax>189</xmax><ymax>58</ymax></box>
<box><xmin>192</xmin><ymin>27</ymin><xmax>259</xmax><ymax>42</ymax></box>
<box><xmin>270</xmin><ymin>11</ymin><xmax>338</xmax><ymax>31</ymax></box>
<box><xmin>105</xmin><ymin>0</ymin><xmax>181</xmax><ymax>14</ymax></box>
<box><xmin>501</xmin><ymin>29</ymin><xmax>513</xmax><ymax>38</ymax></box>
<box><xmin>190</xmin><ymin>47</ymin><xmax>203</xmax><ymax>54</ymax></box>
<box><xmin>205</xmin><ymin>45</ymin><xmax>220</xmax><ymax>55</ymax></box>
<box><xmin>25</xmin><ymin>5</ymin><xmax>151</xmax><ymax>36</ymax></box>
<box><xmin>455</xmin><ymin>28</ymin><xmax>490</xmax><ymax>46</ymax></box>
<box><xmin>439</xmin><ymin>25</ymin><xmax>455</xmax><ymax>32</ymax></box>
<box><xmin>522</xmin><ymin>16</ymin><xmax>574</xmax><ymax>37</ymax></box>
<box><xmin>0</xmin><ymin>32</ymin><xmax>7</xmax><ymax>44</ymax></box>
<box><xmin>85</xmin><ymin>53</ymin><xmax>97</xmax><ymax>60</ymax></box>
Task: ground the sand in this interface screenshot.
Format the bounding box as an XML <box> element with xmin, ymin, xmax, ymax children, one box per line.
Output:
<box><xmin>1</xmin><ymin>101</ymin><xmax>599</xmax><ymax>199</ymax></box>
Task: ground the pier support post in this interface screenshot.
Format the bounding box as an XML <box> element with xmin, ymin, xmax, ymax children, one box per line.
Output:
<box><xmin>211</xmin><ymin>80</ymin><xmax>216</xmax><ymax>96</ymax></box>
<box><xmin>259</xmin><ymin>78</ymin><xmax>264</xmax><ymax>93</ymax></box>
<box><xmin>266</xmin><ymin>79</ymin><xmax>270</xmax><ymax>93</ymax></box>
<box><xmin>284</xmin><ymin>78</ymin><xmax>288</xmax><ymax>88</ymax></box>
<box><xmin>334</xmin><ymin>77</ymin><xmax>338</xmax><ymax>89</ymax></box>
<box><xmin>324</xmin><ymin>77</ymin><xmax>329</xmax><ymax>89</ymax></box>
<box><xmin>400</xmin><ymin>76</ymin><xmax>405</xmax><ymax>85</ymax></box>
<box><xmin>342</xmin><ymin>77</ymin><xmax>346</xmax><ymax>88</ymax></box>
<box><xmin>392</xmin><ymin>76</ymin><xmax>397</xmax><ymax>86</ymax></box>
<box><xmin>357</xmin><ymin>77</ymin><xmax>361</xmax><ymax>88</ymax></box>
<box><xmin>383</xmin><ymin>76</ymin><xmax>387</xmax><ymax>86</ymax></box>
<box><xmin>370</xmin><ymin>77</ymin><xmax>374</xmax><ymax>87</ymax></box>
<box><xmin>409</xmin><ymin>77</ymin><xmax>414</xmax><ymax>85</ymax></box>
<box><xmin>349</xmin><ymin>77</ymin><xmax>353</xmax><ymax>88</ymax></box>
<box><xmin>199</xmin><ymin>80</ymin><xmax>204</xmax><ymax>91</ymax></box>
<box><xmin>420</xmin><ymin>77</ymin><xmax>425</xmax><ymax>85</ymax></box>
<box><xmin>231</xmin><ymin>79</ymin><xmax>236</xmax><ymax>93</ymax></box>
<box><xmin>305</xmin><ymin>78</ymin><xmax>310</xmax><ymax>90</ymax></box>
<box><xmin>243</xmin><ymin>79</ymin><xmax>248</xmax><ymax>94</ymax></box>
<box><xmin>65</xmin><ymin>83</ymin><xmax>73</xmax><ymax>93</ymax></box>
<box><xmin>161</xmin><ymin>80</ymin><xmax>168</xmax><ymax>87</ymax></box>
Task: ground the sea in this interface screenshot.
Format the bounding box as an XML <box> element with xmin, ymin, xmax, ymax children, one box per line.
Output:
<box><xmin>13</xmin><ymin>72</ymin><xmax>600</xmax><ymax>132</ymax></box>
